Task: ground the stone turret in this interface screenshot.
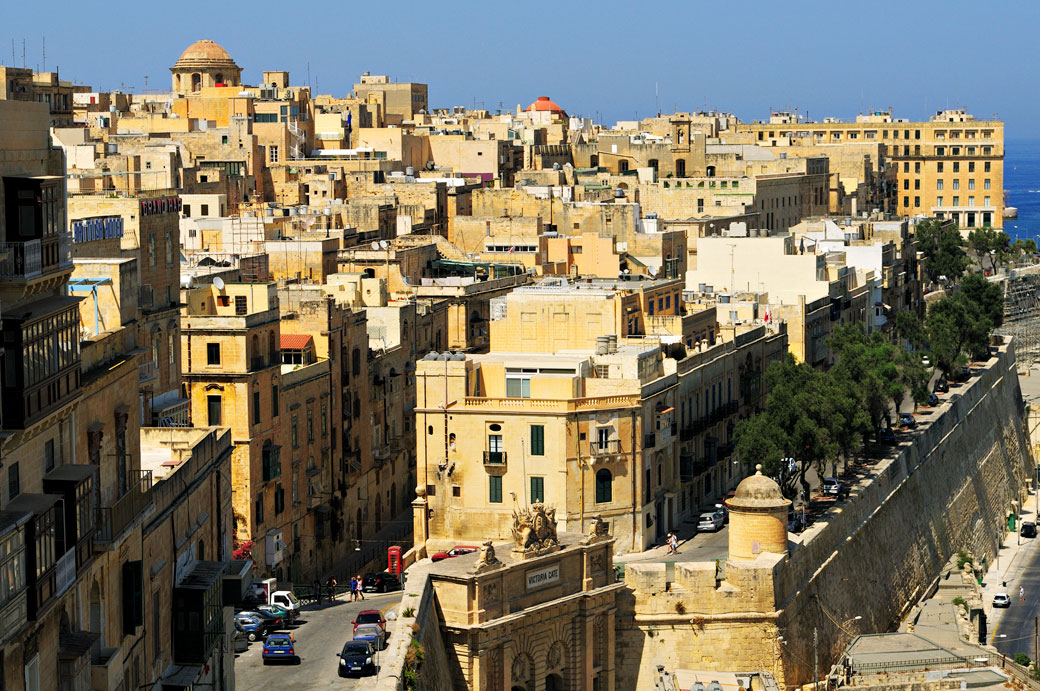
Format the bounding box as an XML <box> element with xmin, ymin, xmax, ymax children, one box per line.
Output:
<box><xmin>725</xmin><ymin>464</ymin><xmax>791</xmax><ymax>560</ymax></box>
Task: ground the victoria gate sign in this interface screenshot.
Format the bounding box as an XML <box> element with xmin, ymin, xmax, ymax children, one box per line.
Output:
<box><xmin>140</xmin><ymin>196</ymin><xmax>182</xmax><ymax>217</ymax></box>
<box><xmin>72</xmin><ymin>216</ymin><xmax>124</xmax><ymax>243</ymax></box>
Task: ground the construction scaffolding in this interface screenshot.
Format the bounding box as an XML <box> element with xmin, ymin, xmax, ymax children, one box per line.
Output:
<box><xmin>995</xmin><ymin>272</ymin><xmax>1040</xmax><ymax>365</ymax></box>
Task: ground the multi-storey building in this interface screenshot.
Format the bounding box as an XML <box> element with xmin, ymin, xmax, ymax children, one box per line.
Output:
<box><xmin>736</xmin><ymin>110</ymin><xmax>1004</xmax><ymax>229</ymax></box>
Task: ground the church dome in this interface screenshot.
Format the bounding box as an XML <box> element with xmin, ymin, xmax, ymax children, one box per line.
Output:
<box><xmin>173</xmin><ymin>40</ymin><xmax>239</xmax><ymax>69</ymax></box>
<box><xmin>727</xmin><ymin>464</ymin><xmax>790</xmax><ymax>510</ymax></box>
<box><xmin>526</xmin><ymin>96</ymin><xmax>567</xmax><ymax>118</ymax></box>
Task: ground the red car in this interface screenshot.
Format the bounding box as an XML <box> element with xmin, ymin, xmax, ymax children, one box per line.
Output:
<box><xmin>352</xmin><ymin>609</ymin><xmax>386</xmax><ymax>635</ymax></box>
<box><xmin>431</xmin><ymin>546</ymin><xmax>478</xmax><ymax>562</ymax></box>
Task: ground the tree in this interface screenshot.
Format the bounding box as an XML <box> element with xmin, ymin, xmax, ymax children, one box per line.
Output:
<box><xmin>734</xmin><ymin>412</ymin><xmax>793</xmax><ymax>497</ymax></box>
<box><xmin>926</xmin><ymin>292</ymin><xmax>994</xmax><ymax>377</ymax></box>
<box><xmin>916</xmin><ymin>220</ymin><xmax>969</xmax><ymax>284</ymax></box>
<box><xmin>896</xmin><ymin>347</ymin><xmax>932</xmax><ymax>411</ymax></box>
<box><xmin>968</xmin><ymin>227</ymin><xmax>1011</xmax><ymax>271</ymax></box>
<box><xmin>892</xmin><ymin>310</ymin><xmax>927</xmax><ymax>351</ymax></box>
<box><xmin>959</xmin><ymin>272</ymin><xmax>1004</xmax><ymax>328</ymax></box>
<box><xmin>822</xmin><ymin>367</ymin><xmax>871</xmax><ymax>476</ymax></box>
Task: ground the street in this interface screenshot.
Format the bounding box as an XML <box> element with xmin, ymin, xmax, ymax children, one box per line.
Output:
<box><xmin>235</xmin><ymin>591</ymin><xmax>402</xmax><ymax>690</ymax></box>
<box><xmin>992</xmin><ymin>533</ymin><xmax>1040</xmax><ymax>659</ymax></box>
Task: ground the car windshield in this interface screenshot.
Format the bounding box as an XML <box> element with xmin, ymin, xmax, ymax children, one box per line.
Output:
<box><xmin>699</xmin><ymin>514</ymin><xmax>714</xmax><ymax>520</ymax></box>
<box><xmin>343</xmin><ymin>642</ymin><xmax>369</xmax><ymax>655</ymax></box>
<box><xmin>357</xmin><ymin>612</ymin><xmax>382</xmax><ymax>624</ymax></box>
<box><xmin>267</xmin><ymin>636</ymin><xmax>291</xmax><ymax>646</ymax></box>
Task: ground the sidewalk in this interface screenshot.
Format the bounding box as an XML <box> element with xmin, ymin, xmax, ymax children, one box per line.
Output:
<box><xmin>979</xmin><ymin>493</ymin><xmax>1040</xmax><ymax>630</ymax></box>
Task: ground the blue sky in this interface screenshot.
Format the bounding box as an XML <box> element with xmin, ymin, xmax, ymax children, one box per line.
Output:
<box><xmin>3</xmin><ymin>0</ymin><xmax>1033</xmax><ymax>136</ymax></box>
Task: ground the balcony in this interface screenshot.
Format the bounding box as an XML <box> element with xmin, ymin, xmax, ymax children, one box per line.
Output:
<box><xmin>589</xmin><ymin>439</ymin><xmax>622</xmax><ymax>459</ymax></box>
<box><xmin>483</xmin><ymin>450</ymin><xmax>507</xmax><ymax>465</ymax></box>
<box><xmin>0</xmin><ymin>240</ymin><xmax>41</xmax><ymax>280</ymax></box>
<box><xmin>95</xmin><ymin>470</ymin><xmax>153</xmax><ymax>547</ymax></box>
<box><xmin>138</xmin><ymin>361</ymin><xmax>157</xmax><ymax>384</ymax></box>
<box><xmin>90</xmin><ymin>645</ymin><xmax>122</xmax><ymax>691</ymax></box>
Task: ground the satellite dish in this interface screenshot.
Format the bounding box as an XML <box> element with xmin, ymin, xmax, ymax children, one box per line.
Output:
<box><xmin>371</xmin><ymin>241</ymin><xmax>380</xmax><ymax>250</ymax></box>
<box><xmin>213</xmin><ymin>276</ymin><xmax>225</xmax><ymax>291</ymax></box>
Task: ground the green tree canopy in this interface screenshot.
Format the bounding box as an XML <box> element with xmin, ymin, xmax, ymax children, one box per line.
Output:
<box><xmin>916</xmin><ymin>220</ymin><xmax>969</xmax><ymax>284</ymax></box>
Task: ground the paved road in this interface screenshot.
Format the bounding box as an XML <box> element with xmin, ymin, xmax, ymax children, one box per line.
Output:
<box><xmin>235</xmin><ymin>591</ymin><xmax>402</xmax><ymax>690</ymax></box>
<box><xmin>994</xmin><ymin>538</ymin><xmax>1040</xmax><ymax>659</ymax></box>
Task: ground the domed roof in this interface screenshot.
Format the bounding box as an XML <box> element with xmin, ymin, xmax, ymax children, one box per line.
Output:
<box><xmin>727</xmin><ymin>465</ymin><xmax>790</xmax><ymax>510</ymax></box>
<box><xmin>526</xmin><ymin>96</ymin><xmax>567</xmax><ymax>117</ymax></box>
<box><xmin>173</xmin><ymin>40</ymin><xmax>239</xmax><ymax>69</ymax></box>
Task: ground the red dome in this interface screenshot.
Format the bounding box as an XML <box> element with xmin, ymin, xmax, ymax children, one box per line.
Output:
<box><xmin>526</xmin><ymin>96</ymin><xmax>567</xmax><ymax>118</ymax></box>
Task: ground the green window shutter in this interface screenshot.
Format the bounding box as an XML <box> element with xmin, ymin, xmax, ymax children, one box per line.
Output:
<box><xmin>531</xmin><ymin>477</ymin><xmax>544</xmax><ymax>503</ymax></box>
<box><xmin>489</xmin><ymin>476</ymin><xmax>502</xmax><ymax>503</ymax></box>
<box><xmin>530</xmin><ymin>425</ymin><xmax>545</xmax><ymax>456</ymax></box>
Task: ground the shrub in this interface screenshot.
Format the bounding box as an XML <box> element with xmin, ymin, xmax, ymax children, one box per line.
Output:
<box><xmin>956</xmin><ymin>551</ymin><xmax>973</xmax><ymax>568</ymax></box>
<box><xmin>403</xmin><ymin>607</ymin><xmax>416</xmax><ymax>618</ymax></box>
<box><xmin>403</xmin><ymin>639</ymin><xmax>425</xmax><ymax>690</ymax></box>
<box><xmin>952</xmin><ymin>596</ymin><xmax>967</xmax><ymax>608</ymax></box>
<box><xmin>1015</xmin><ymin>653</ymin><xmax>1031</xmax><ymax>667</ymax></box>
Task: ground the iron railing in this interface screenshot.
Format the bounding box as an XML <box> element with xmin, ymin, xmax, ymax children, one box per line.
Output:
<box><xmin>96</xmin><ymin>470</ymin><xmax>153</xmax><ymax>543</ymax></box>
<box><xmin>0</xmin><ymin>240</ymin><xmax>42</xmax><ymax>279</ymax></box>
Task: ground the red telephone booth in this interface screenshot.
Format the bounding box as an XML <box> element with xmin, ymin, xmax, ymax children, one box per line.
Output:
<box><xmin>387</xmin><ymin>546</ymin><xmax>401</xmax><ymax>575</ymax></box>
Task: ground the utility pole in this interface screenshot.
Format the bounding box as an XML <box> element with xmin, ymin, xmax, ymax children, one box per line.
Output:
<box><xmin>814</xmin><ymin>627</ymin><xmax>819</xmax><ymax>691</ymax></box>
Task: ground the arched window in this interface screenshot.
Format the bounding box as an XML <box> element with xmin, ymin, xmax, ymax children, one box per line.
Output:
<box><xmin>595</xmin><ymin>469</ymin><xmax>612</xmax><ymax>504</ymax></box>
<box><xmin>191</xmin><ymin>73</ymin><xmax>201</xmax><ymax>91</ymax></box>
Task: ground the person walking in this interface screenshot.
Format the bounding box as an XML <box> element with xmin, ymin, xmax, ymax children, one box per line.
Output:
<box><xmin>356</xmin><ymin>574</ymin><xmax>366</xmax><ymax>601</ymax></box>
<box><xmin>665</xmin><ymin>532</ymin><xmax>676</xmax><ymax>555</ymax></box>
<box><xmin>670</xmin><ymin>532</ymin><xmax>679</xmax><ymax>555</ymax></box>
<box><xmin>1020</xmin><ymin>586</ymin><xmax>1025</xmax><ymax>602</ymax></box>
<box><xmin>327</xmin><ymin>576</ymin><xmax>337</xmax><ymax>602</ymax></box>
<box><xmin>313</xmin><ymin>579</ymin><xmax>322</xmax><ymax>605</ymax></box>
<box><xmin>349</xmin><ymin>576</ymin><xmax>358</xmax><ymax>602</ymax></box>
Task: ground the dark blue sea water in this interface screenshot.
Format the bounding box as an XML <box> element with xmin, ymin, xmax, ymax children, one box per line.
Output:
<box><xmin>1003</xmin><ymin>139</ymin><xmax>1040</xmax><ymax>242</ymax></box>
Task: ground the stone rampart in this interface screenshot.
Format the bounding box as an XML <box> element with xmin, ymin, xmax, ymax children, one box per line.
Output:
<box><xmin>617</xmin><ymin>342</ymin><xmax>1031</xmax><ymax>690</ymax></box>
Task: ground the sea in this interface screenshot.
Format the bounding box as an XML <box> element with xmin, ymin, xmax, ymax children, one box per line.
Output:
<box><xmin>1003</xmin><ymin>138</ymin><xmax>1040</xmax><ymax>243</ymax></box>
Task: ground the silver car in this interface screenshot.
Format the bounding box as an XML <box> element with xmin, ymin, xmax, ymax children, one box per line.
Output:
<box><xmin>697</xmin><ymin>512</ymin><xmax>724</xmax><ymax>532</ymax></box>
<box><xmin>353</xmin><ymin>622</ymin><xmax>387</xmax><ymax>651</ymax></box>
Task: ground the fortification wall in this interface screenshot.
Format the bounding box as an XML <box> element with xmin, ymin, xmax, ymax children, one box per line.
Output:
<box><xmin>617</xmin><ymin>343</ymin><xmax>1031</xmax><ymax>691</ymax></box>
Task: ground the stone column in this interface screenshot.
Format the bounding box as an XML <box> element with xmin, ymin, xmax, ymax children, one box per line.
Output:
<box><xmin>412</xmin><ymin>486</ymin><xmax>429</xmax><ymax>558</ymax></box>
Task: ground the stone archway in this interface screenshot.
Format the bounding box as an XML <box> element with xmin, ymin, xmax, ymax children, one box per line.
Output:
<box><xmin>545</xmin><ymin>673</ymin><xmax>564</xmax><ymax>691</ymax></box>
<box><xmin>510</xmin><ymin>652</ymin><xmax>535</xmax><ymax>691</ymax></box>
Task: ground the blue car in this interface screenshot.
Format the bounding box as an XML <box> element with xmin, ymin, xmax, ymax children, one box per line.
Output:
<box><xmin>261</xmin><ymin>634</ymin><xmax>296</xmax><ymax>664</ymax></box>
<box><xmin>878</xmin><ymin>428</ymin><xmax>896</xmax><ymax>445</ymax></box>
<box><xmin>234</xmin><ymin>613</ymin><xmax>265</xmax><ymax>642</ymax></box>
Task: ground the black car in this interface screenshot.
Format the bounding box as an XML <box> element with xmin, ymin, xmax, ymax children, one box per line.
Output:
<box><xmin>362</xmin><ymin>572</ymin><xmax>402</xmax><ymax>593</ymax></box>
<box><xmin>338</xmin><ymin>640</ymin><xmax>376</xmax><ymax>677</ymax></box>
<box><xmin>236</xmin><ymin>609</ymin><xmax>284</xmax><ymax>631</ymax></box>
<box><xmin>933</xmin><ymin>379</ymin><xmax>949</xmax><ymax>393</ymax></box>
<box><xmin>1023</xmin><ymin>522</ymin><xmax>1038</xmax><ymax>538</ymax></box>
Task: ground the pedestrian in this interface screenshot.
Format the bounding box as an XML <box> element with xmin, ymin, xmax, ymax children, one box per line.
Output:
<box><xmin>356</xmin><ymin>574</ymin><xmax>365</xmax><ymax>600</ymax></box>
<box><xmin>665</xmin><ymin>532</ymin><xmax>675</xmax><ymax>555</ymax></box>
<box><xmin>313</xmin><ymin>579</ymin><xmax>321</xmax><ymax>605</ymax></box>
<box><xmin>670</xmin><ymin>532</ymin><xmax>679</xmax><ymax>555</ymax></box>
<box><xmin>330</xmin><ymin>576</ymin><xmax>338</xmax><ymax>601</ymax></box>
<box><xmin>349</xmin><ymin>576</ymin><xmax>358</xmax><ymax>602</ymax></box>
<box><xmin>1020</xmin><ymin>586</ymin><xmax>1025</xmax><ymax>601</ymax></box>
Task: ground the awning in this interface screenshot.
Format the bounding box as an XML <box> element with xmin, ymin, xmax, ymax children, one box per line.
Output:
<box><xmin>657</xmin><ymin>406</ymin><xmax>675</xmax><ymax>415</ymax></box>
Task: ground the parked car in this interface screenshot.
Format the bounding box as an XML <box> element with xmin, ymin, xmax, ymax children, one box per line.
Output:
<box><xmin>236</xmin><ymin>609</ymin><xmax>283</xmax><ymax>631</ymax></box>
<box><xmin>431</xmin><ymin>545</ymin><xmax>478</xmax><ymax>562</ymax></box>
<box><xmin>233</xmin><ymin>621</ymin><xmax>251</xmax><ymax>652</ymax></box>
<box><xmin>822</xmin><ymin>478</ymin><xmax>843</xmax><ymax>496</ymax></box>
<box><xmin>1022</xmin><ymin>522</ymin><xmax>1038</xmax><ymax>538</ymax></box>
<box><xmin>697</xmin><ymin>512</ymin><xmax>724</xmax><ymax>532</ymax></box>
<box><xmin>928</xmin><ymin>392</ymin><xmax>940</xmax><ymax>407</ymax></box>
<box><xmin>899</xmin><ymin>413</ymin><xmax>916</xmax><ymax>429</ymax></box>
<box><xmin>934</xmin><ymin>379</ymin><xmax>949</xmax><ymax>393</ymax></box>
<box><xmin>257</xmin><ymin>603</ymin><xmax>296</xmax><ymax>624</ymax></box>
<box><xmin>713</xmin><ymin>504</ymin><xmax>729</xmax><ymax>524</ymax></box>
<box><xmin>338</xmin><ymin>640</ymin><xmax>376</xmax><ymax>677</ymax></box>
<box><xmin>353</xmin><ymin>622</ymin><xmax>388</xmax><ymax>651</ymax></box>
<box><xmin>234</xmin><ymin>613</ymin><xmax>265</xmax><ymax>642</ymax></box>
<box><xmin>261</xmin><ymin>634</ymin><xmax>296</xmax><ymax>664</ymax></box>
<box><xmin>352</xmin><ymin>609</ymin><xmax>387</xmax><ymax>635</ymax></box>
<box><xmin>362</xmin><ymin>572</ymin><xmax>402</xmax><ymax>593</ymax></box>
<box><xmin>921</xmin><ymin>354</ymin><xmax>931</xmax><ymax>367</ymax></box>
<box><xmin>994</xmin><ymin>593</ymin><xmax>1012</xmax><ymax>608</ymax></box>
<box><xmin>877</xmin><ymin>428</ymin><xmax>896</xmax><ymax>445</ymax></box>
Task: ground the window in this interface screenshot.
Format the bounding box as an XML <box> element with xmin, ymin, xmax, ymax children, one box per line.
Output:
<box><xmin>903</xmin><ymin>196</ymin><xmax>909</xmax><ymax>207</ymax></box>
<box><xmin>968</xmin><ymin>179</ymin><xmax>975</xmax><ymax>190</ymax></box>
<box><xmin>274</xmin><ymin>485</ymin><xmax>284</xmax><ymax>514</ymax></box>
<box><xmin>902</xmin><ymin>180</ymin><xmax>909</xmax><ymax>190</ymax></box>
<box><xmin>937</xmin><ymin>180</ymin><xmax>943</xmax><ymax>191</ymax></box>
<box><xmin>307</xmin><ymin>408</ymin><xmax>314</xmax><ymax>441</ymax></box>
<box><xmin>953</xmin><ymin>179</ymin><xmax>960</xmax><ymax>190</ymax></box>
<box><xmin>936</xmin><ymin>196</ymin><xmax>943</xmax><ymax>206</ymax></box>
<box><xmin>914</xmin><ymin>162</ymin><xmax>921</xmax><ymax>173</ymax></box>
<box><xmin>321</xmin><ymin>401</ymin><xmax>328</xmax><ymax>437</ymax></box>
<box><xmin>206</xmin><ymin>395</ymin><xmax>221</xmax><ymax>426</ymax></box>
<box><xmin>968</xmin><ymin>162</ymin><xmax>975</xmax><ymax>173</ymax></box>
<box><xmin>953</xmin><ymin>162</ymin><xmax>960</xmax><ymax>173</ymax></box>
<box><xmin>985</xmin><ymin>178</ymin><xmax>991</xmax><ymax>190</ymax></box>
<box><xmin>914</xmin><ymin>196</ymin><xmax>920</xmax><ymax>208</ymax></box>
<box><xmin>148</xmin><ymin>234</ymin><xmax>156</xmax><ymax>267</ymax></box>
<box><xmin>183</xmin><ymin>204</ymin><xmax>191</xmax><ymax>217</ymax></box>
<box><xmin>253</xmin><ymin>391</ymin><xmax>261</xmax><ymax>425</ymax></box>
<box><xmin>530</xmin><ymin>425</ymin><xmax>544</xmax><ymax>456</ymax></box>
<box><xmin>44</xmin><ymin>439</ymin><xmax>55</xmax><ymax>473</ymax></box>
<box><xmin>530</xmin><ymin>477</ymin><xmax>544</xmax><ymax>503</ymax></box>
<box><xmin>269</xmin><ymin>146</ymin><xmax>279</xmax><ymax>163</ymax></box>
<box><xmin>903</xmin><ymin>162</ymin><xmax>909</xmax><ymax>173</ymax></box>
<box><xmin>7</xmin><ymin>463</ymin><xmax>19</xmax><ymax>500</ymax></box>
<box><xmin>200</xmin><ymin>204</ymin><xmax>209</xmax><ymax>216</ymax></box>
<box><xmin>255</xmin><ymin>497</ymin><xmax>264</xmax><ymax>525</ymax></box>
<box><xmin>487</xmin><ymin>434</ymin><xmax>503</xmax><ymax>463</ymax></box>
<box><xmin>291</xmin><ymin>415</ymin><xmax>298</xmax><ymax>448</ymax></box>
<box><xmin>272</xmin><ymin>385</ymin><xmax>279</xmax><ymax>417</ymax></box>
<box><xmin>206</xmin><ymin>342</ymin><xmax>220</xmax><ymax>365</ymax></box>
<box><xmin>914</xmin><ymin>179</ymin><xmax>920</xmax><ymax>190</ymax></box>
<box><xmin>985</xmin><ymin>196</ymin><xmax>991</xmax><ymax>207</ymax></box>
<box><xmin>968</xmin><ymin>196</ymin><xmax>975</xmax><ymax>207</ymax></box>
<box><xmin>595</xmin><ymin>469</ymin><xmax>612</xmax><ymax>504</ymax></box>
<box><xmin>985</xmin><ymin>162</ymin><xmax>991</xmax><ymax>173</ymax></box>
<box><xmin>506</xmin><ymin>377</ymin><xmax>530</xmax><ymax>398</ymax></box>
<box><xmin>489</xmin><ymin>476</ymin><xmax>502</xmax><ymax>504</ymax></box>
<box><xmin>953</xmin><ymin>196</ymin><xmax>960</xmax><ymax>206</ymax></box>
<box><xmin>937</xmin><ymin>162</ymin><xmax>944</xmax><ymax>173</ymax></box>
